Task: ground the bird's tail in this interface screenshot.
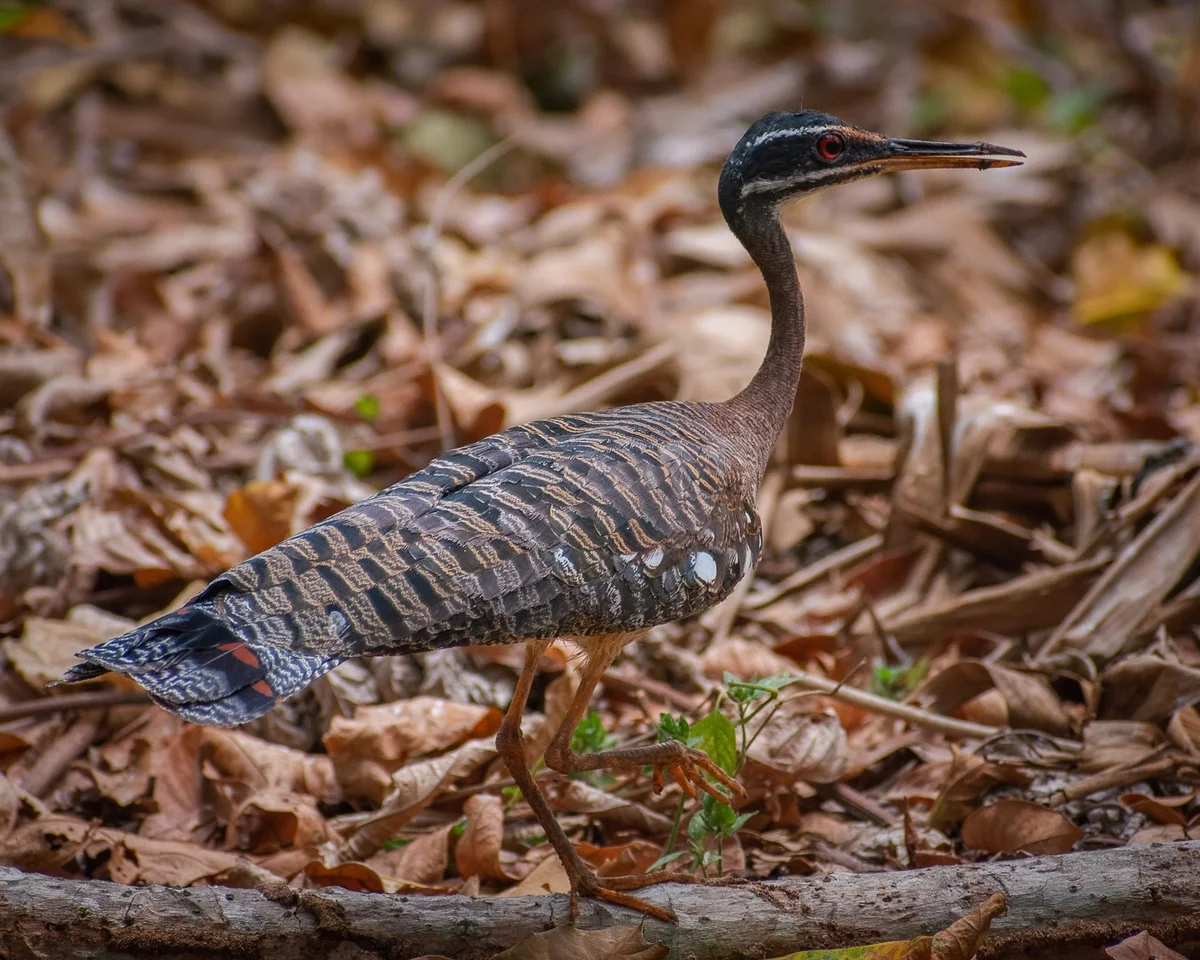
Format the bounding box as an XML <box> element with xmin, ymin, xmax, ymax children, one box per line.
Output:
<box><xmin>58</xmin><ymin>603</ymin><xmax>342</xmax><ymax>727</ymax></box>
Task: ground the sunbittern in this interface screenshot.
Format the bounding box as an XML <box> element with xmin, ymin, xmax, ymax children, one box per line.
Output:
<box><xmin>62</xmin><ymin>111</ymin><xmax>1022</xmax><ymax>920</ymax></box>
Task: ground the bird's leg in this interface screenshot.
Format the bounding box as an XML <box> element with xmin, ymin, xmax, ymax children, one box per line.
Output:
<box><xmin>495</xmin><ymin>640</ymin><xmax>679</xmax><ymax>922</ymax></box>
<box><xmin>543</xmin><ymin>640</ymin><xmax>745</xmax><ymax>804</ymax></box>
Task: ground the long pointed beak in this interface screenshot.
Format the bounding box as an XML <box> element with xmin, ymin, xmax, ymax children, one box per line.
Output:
<box><xmin>879</xmin><ymin>137</ymin><xmax>1025</xmax><ymax>172</ymax></box>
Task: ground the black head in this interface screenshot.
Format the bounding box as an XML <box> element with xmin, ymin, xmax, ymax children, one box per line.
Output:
<box><xmin>719</xmin><ymin>110</ymin><xmax>1024</xmax><ymax>229</ymax></box>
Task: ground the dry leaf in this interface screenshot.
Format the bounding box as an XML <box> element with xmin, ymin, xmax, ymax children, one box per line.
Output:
<box><xmin>915</xmin><ymin>661</ymin><xmax>1072</xmax><ymax>736</ymax></box>
<box><xmin>961</xmin><ymin>800</ymin><xmax>1082</xmax><ymax>856</ymax></box>
<box><xmin>303</xmin><ymin>858</ymin><xmax>453</xmax><ymax>895</ymax></box>
<box><xmin>228</xmin><ymin>791</ymin><xmax>331</xmax><ymax>853</ymax></box>
<box><xmin>745</xmin><ymin>701</ymin><xmax>848</xmax><ymax>785</ymax></box>
<box><xmin>1079</xmin><ymin>721</ymin><xmax>1167</xmax><ymax>773</ymax></box>
<box><xmin>223</xmin><ymin>481</ymin><xmax>301</xmax><ymax>554</ymax></box>
<box><xmin>1118</xmin><ymin>792</ymin><xmax>1194</xmax><ymax>827</ymax></box>
<box><xmin>1104</xmin><ymin>931</ymin><xmax>1189</xmax><ymax>960</ymax></box>
<box><xmin>342</xmin><ymin>739</ymin><xmax>497</xmax><ymax>860</ymax></box>
<box><xmin>501</xmin><ymin>852</ymin><xmax>571</xmax><ymax>897</ymax></box>
<box><xmin>200</xmin><ymin>728</ymin><xmax>339</xmax><ymax>802</ymax></box>
<box><xmin>323</xmin><ymin>697</ymin><xmax>502</xmax><ymax>769</ymax></box>
<box><xmin>365</xmin><ymin>822</ymin><xmax>452</xmax><ymax>885</ymax></box>
<box><xmin>929</xmin><ymin>753</ymin><xmax>1032</xmax><ymax>828</ymax></box>
<box><xmin>455</xmin><ymin>793</ymin><xmax>513</xmax><ymax>882</ymax></box>
<box><xmin>492</xmin><ymin>924</ymin><xmax>668</xmax><ymax>960</ymax></box>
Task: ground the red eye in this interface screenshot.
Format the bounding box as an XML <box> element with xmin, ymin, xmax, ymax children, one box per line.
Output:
<box><xmin>817</xmin><ymin>132</ymin><xmax>845</xmax><ymax>161</ymax></box>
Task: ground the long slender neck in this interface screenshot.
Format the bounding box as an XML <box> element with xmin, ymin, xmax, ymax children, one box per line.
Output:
<box><xmin>721</xmin><ymin>200</ymin><xmax>806</xmax><ymax>472</ymax></box>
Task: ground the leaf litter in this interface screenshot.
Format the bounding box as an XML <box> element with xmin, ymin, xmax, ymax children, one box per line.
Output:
<box><xmin>0</xmin><ymin>3</ymin><xmax>1199</xmax><ymax>959</ymax></box>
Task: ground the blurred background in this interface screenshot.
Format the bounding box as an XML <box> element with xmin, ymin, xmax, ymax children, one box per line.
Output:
<box><xmin>1</xmin><ymin>0</ymin><xmax>1200</xmax><ymax>915</ymax></box>
<box><xmin>3</xmin><ymin>0</ymin><xmax>1199</xmax><ymax>620</ymax></box>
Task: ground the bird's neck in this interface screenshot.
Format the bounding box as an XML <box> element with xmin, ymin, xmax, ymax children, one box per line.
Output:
<box><xmin>722</xmin><ymin>207</ymin><xmax>806</xmax><ymax>475</ymax></box>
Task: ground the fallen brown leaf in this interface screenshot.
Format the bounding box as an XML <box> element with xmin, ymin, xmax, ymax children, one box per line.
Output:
<box><xmin>1104</xmin><ymin>931</ymin><xmax>1189</xmax><ymax>960</ymax></box>
<box><xmin>324</xmin><ymin>696</ymin><xmax>502</xmax><ymax>769</ymax></box>
<box><xmin>492</xmin><ymin>924</ymin><xmax>668</xmax><ymax>960</ymax></box>
<box><xmin>961</xmin><ymin>799</ymin><xmax>1082</xmax><ymax>856</ymax></box>
<box><xmin>455</xmin><ymin>793</ymin><xmax>513</xmax><ymax>882</ymax></box>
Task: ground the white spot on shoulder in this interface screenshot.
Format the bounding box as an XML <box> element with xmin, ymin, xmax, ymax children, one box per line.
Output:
<box><xmin>554</xmin><ymin>546</ymin><xmax>576</xmax><ymax>572</ymax></box>
<box><xmin>643</xmin><ymin>546</ymin><xmax>664</xmax><ymax>571</ymax></box>
<box><xmin>692</xmin><ymin>551</ymin><xmax>717</xmax><ymax>584</ymax></box>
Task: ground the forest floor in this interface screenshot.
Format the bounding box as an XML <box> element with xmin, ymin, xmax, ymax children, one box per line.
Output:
<box><xmin>1</xmin><ymin>2</ymin><xmax>1199</xmax><ymax>959</ymax></box>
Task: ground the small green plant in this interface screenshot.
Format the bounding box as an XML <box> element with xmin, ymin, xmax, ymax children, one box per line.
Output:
<box><xmin>381</xmin><ymin>835</ymin><xmax>412</xmax><ymax>851</ymax></box>
<box><xmin>650</xmin><ymin>671</ymin><xmax>812</xmax><ymax>877</ymax></box>
<box><xmin>869</xmin><ymin>657</ymin><xmax>929</xmax><ymax>701</ymax></box>
<box><xmin>570</xmin><ymin>710</ymin><xmax>618</xmax><ymax>787</ymax></box>
<box><xmin>343</xmin><ymin>448</ymin><xmax>376</xmax><ymax>477</ymax></box>
<box><xmin>354</xmin><ymin>393</ymin><xmax>382</xmax><ymax>421</ymax></box>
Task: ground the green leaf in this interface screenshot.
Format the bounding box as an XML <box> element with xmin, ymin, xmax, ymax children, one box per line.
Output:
<box><xmin>688</xmin><ymin>806</ymin><xmax>713</xmax><ymax>842</ymax></box>
<box><xmin>691</xmin><ymin>709</ymin><xmax>738</xmax><ymax>775</ymax></box>
<box><xmin>700</xmin><ymin>792</ymin><xmax>736</xmax><ymax>832</ymax></box>
<box><xmin>657</xmin><ymin>713</ymin><xmax>690</xmax><ymax>744</ymax></box>
<box><xmin>354</xmin><ymin>393</ymin><xmax>382</xmax><ymax>421</ymax></box>
<box><xmin>646</xmin><ymin>850</ymin><xmax>687</xmax><ymax>873</ymax></box>
<box><xmin>343</xmin><ymin>449</ymin><xmax>375</xmax><ymax>478</ymax></box>
<box><xmin>869</xmin><ymin>658</ymin><xmax>929</xmax><ymax>701</ymax></box>
<box><xmin>381</xmin><ymin>836</ymin><xmax>412</xmax><ymax>851</ymax></box>
<box><xmin>1004</xmin><ymin>66</ymin><xmax>1051</xmax><ymax>116</ymax></box>
<box><xmin>0</xmin><ymin>4</ymin><xmax>33</xmax><ymax>33</ymax></box>
<box><xmin>571</xmin><ymin>710</ymin><xmax>617</xmax><ymax>755</ymax></box>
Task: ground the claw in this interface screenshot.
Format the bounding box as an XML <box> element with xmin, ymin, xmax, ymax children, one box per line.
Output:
<box><xmin>671</xmin><ymin>763</ymin><xmax>696</xmax><ymax>798</ymax></box>
<box><xmin>656</xmin><ymin>746</ymin><xmax>746</xmax><ymax>804</ymax></box>
<box><xmin>569</xmin><ymin>866</ymin><xmax>698</xmax><ymax>923</ymax></box>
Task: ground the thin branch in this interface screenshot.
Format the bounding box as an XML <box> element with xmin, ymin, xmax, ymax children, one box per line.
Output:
<box><xmin>420</xmin><ymin>135</ymin><xmax>520</xmax><ymax>452</ymax></box>
<box><xmin>0</xmin><ymin>690</ymin><xmax>150</xmax><ymax>725</ymax></box>
<box><xmin>775</xmin><ymin>668</ymin><xmax>1080</xmax><ymax>751</ymax></box>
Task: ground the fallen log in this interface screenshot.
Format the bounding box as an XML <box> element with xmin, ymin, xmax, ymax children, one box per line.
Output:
<box><xmin>1</xmin><ymin>842</ymin><xmax>1198</xmax><ymax>960</ymax></box>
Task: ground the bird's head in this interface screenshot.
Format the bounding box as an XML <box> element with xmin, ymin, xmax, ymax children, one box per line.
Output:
<box><xmin>719</xmin><ymin>110</ymin><xmax>1024</xmax><ymax>230</ymax></box>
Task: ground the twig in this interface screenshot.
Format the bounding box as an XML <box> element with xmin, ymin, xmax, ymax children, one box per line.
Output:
<box><xmin>773</xmin><ymin>668</ymin><xmax>1081</xmax><ymax>750</ymax></box>
<box><xmin>420</xmin><ymin>135</ymin><xmax>520</xmax><ymax>452</ymax></box>
<box><xmin>0</xmin><ymin>690</ymin><xmax>150</xmax><ymax>724</ymax></box>
<box><xmin>744</xmin><ymin>533</ymin><xmax>882</xmax><ymax>610</ymax></box>
<box><xmin>1050</xmin><ymin>751</ymin><xmax>1190</xmax><ymax>805</ymax></box>
<box><xmin>15</xmin><ymin>711</ymin><xmax>105</xmax><ymax>797</ymax></box>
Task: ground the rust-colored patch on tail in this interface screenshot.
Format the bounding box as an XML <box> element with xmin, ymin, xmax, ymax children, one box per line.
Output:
<box><xmin>219</xmin><ymin>642</ymin><xmax>261</xmax><ymax>668</ymax></box>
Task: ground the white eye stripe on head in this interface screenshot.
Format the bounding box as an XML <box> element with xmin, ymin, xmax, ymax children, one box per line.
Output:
<box><xmin>744</xmin><ymin>125</ymin><xmax>829</xmax><ymax>151</ymax></box>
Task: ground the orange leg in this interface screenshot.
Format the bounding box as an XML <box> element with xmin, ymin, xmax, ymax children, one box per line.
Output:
<box><xmin>494</xmin><ymin>640</ymin><xmax>686</xmax><ymax>921</ymax></box>
<box><xmin>543</xmin><ymin>639</ymin><xmax>745</xmax><ymax>804</ymax></box>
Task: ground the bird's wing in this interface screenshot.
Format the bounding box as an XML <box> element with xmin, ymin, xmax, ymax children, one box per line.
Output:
<box><xmin>63</xmin><ymin>405</ymin><xmax>762</xmax><ymax>724</ymax></box>
<box><xmin>219</xmin><ymin>406</ymin><xmax>763</xmax><ymax>653</ymax></box>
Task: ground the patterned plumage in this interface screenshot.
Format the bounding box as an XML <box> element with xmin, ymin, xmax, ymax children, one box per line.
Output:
<box><xmin>63</xmin><ymin>402</ymin><xmax>765</xmax><ymax>725</ymax></box>
<box><xmin>61</xmin><ymin>110</ymin><xmax>1021</xmax><ymax>921</ymax></box>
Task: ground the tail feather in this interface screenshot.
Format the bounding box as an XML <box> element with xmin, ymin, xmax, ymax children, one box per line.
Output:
<box><xmin>60</xmin><ymin>604</ymin><xmax>342</xmax><ymax>727</ymax></box>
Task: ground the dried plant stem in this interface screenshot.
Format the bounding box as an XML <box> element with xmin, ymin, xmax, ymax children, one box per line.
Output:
<box><xmin>421</xmin><ymin>135</ymin><xmax>519</xmax><ymax>452</ymax></box>
<box><xmin>779</xmin><ymin>668</ymin><xmax>1073</xmax><ymax>746</ymax></box>
<box><xmin>1050</xmin><ymin>752</ymin><xmax>1187</xmax><ymax>805</ymax></box>
<box><xmin>744</xmin><ymin>533</ymin><xmax>882</xmax><ymax>610</ymax></box>
<box><xmin>15</xmin><ymin>711</ymin><xmax>104</xmax><ymax>798</ymax></box>
<box><xmin>0</xmin><ymin>690</ymin><xmax>149</xmax><ymax>724</ymax></box>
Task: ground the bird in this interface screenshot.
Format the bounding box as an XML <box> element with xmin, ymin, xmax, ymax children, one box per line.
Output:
<box><xmin>60</xmin><ymin>110</ymin><xmax>1022</xmax><ymax>920</ymax></box>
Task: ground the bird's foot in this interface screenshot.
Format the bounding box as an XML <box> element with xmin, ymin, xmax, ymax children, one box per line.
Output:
<box><xmin>567</xmin><ymin>863</ymin><xmax>699</xmax><ymax>922</ymax></box>
<box><xmin>649</xmin><ymin>745</ymin><xmax>746</xmax><ymax>803</ymax></box>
